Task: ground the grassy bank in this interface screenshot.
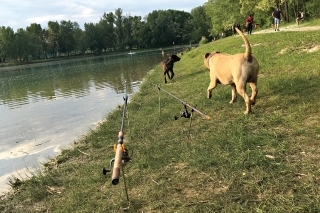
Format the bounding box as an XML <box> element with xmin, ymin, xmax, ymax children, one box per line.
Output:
<box><xmin>1</xmin><ymin>23</ymin><xmax>320</xmax><ymax>212</ymax></box>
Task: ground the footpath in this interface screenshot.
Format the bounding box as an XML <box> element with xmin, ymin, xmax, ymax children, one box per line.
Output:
<box><xmin>253</xmin><ymin>24</ymin><xmax>320</xmax><ymax>34</ymax></box>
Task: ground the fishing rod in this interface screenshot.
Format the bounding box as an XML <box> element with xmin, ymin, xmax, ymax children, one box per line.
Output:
<box><xmin>102</xmin><ymin>82</ymin><xmax>131</xmax><ymax>202</ymax></box>
<box><xmin>152</xmin><ymin>83</ymin><xmax>211</xmax><ymax>120</ymax></box>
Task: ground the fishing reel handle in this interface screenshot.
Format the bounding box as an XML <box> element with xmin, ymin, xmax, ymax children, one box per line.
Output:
<box><xmin>111</xmin><ymin>131</ymin><xmax>124</xmax><ymax>185</ymax></box>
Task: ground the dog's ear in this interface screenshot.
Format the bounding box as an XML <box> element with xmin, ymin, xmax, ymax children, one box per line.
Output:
<box><xmin>204</xmin><ymin>53</ymin><xmax>211</xmax><ymax>70</ymax></box>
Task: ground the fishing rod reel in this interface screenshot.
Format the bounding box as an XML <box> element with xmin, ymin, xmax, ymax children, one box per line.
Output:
<box><xmin>102</xmin><ymin>147</ymin><xmax>131</xmax><ymax>175</ymax></box>
<box><xmin>174</xmin><ymin>103</ymin><xmax>193</xmax><ymax>120</ymax></box>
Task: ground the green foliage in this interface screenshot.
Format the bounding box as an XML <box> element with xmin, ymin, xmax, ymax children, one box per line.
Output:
<box><xmin>84</xmin><ymin>23</ymin><xmax>104</xmax><ymax>54</ymax></box>
<box><xmin>58</xmin><ymin>21</ymin><xmax>76</xmax><ymax>55</ymax></box>
<box><xmin>47</xmin><ymin>21</ymin><xmax>60</xmax><ymax>56</ymax></box>
<box><xmin>199</xmin><ymin>36</ymin><xmax>209</xmax><ymax>45</ymax></box>
<box><xmin>0</xmin><ymin>26</ymin><xmax>15</xmax><ymax>59</ymax></box>
<box><xmin>190</xmin><ymin>6</ymin><xmax>211</xmax><ymax>43</ymax></box>
<box><xmin>205</xmin><ymin>0</ymin><xmax>242</xmax><ymax>35</ymax></box>
<box><xmin>146</xmin><ymin>10</ymin><xmax>193</xmax><ymax>47</ymax></box>
<box><xmin>205</xmin><ymin>0</ymin><xmax>319</xmax><ymax>33</ymax></box>
<box><xmin>305</xmin><ymin>1</ymin><xmax>320</xmax><ymax>18</ymax></box>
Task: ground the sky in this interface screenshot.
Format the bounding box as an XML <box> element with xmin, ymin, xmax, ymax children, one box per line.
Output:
<box><xmin>0</xmin><ymin>0</ymin><xmax>208</xmax><ymax>32</ymax></box>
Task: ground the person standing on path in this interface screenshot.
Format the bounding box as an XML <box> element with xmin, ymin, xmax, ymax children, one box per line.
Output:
<box><xmin>272</xmin><ymin>8</ymin><xmax>283</xmax><ymax>31</ymax></box>
<box><xmin>246</xmin><ymin>14</ymin><xmax>254</xmax><ymax>35</ymax></box>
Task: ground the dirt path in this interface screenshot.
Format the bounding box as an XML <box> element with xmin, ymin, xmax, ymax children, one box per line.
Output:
<box><xmin>254</xmin><ymin>24</ymin><xmax>320</xmax><ymax>34</ymax></box>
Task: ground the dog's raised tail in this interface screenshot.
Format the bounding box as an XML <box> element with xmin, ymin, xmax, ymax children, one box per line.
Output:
<box><xmin>235</xmin><ymin>27</ymin><xmax>252</xmax><ymax>62</ymax></box>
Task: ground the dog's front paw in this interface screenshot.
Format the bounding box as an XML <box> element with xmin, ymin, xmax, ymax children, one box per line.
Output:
<box><xmin>229</xmin><ymin>99</ymin><xmax>237</xmax><ymax>104</ymax></box>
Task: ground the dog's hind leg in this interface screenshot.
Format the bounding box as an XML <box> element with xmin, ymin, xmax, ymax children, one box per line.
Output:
<box><xmin>235</xmin><ymin>83</ymin><xmax>252</xmax><ymax>114</ymax></box>
<box><xmin>249</xmin><ymin>82</ymin><xmax>258</xmax><ymax>105</ymax></box>
<box><xmin>164</xmin><ymin>71</ymin><xmax>168</xmax><ymax>84</ymax></box>
<box><xmin>207</xmin><ymin>80</ymin><xmax>217</xmax><ymax>99</ymax></box>
<box><xmin>169</xmin><ymin>70</ymin><xmax>174</xmax><ymax>79</ymax></box>
<box><xmin>230</xmin><ymin>83</ymin><xmax>237</xmax><ymax>103</ymax></box>
<box><xmin>165</xmin><ymin>70</ymin><xmax>172</xmax><ymax>82</ymax></box>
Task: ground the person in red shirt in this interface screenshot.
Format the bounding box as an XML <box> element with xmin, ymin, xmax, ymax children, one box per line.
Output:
<box><xmin>246</xmin><ymin>14</ymin><xmax>254</xmax><ymax>35</ymax></box>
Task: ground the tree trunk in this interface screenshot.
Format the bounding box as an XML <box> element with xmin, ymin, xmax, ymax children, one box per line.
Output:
<box><xmin>285</xmin><ymin>1</ymin><xmax>289</xmax><ymax>22</ymax></box>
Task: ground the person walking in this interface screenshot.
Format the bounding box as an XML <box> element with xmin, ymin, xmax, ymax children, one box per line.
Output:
<box><xmin>246</xmin><ymin>14</ymin><xmax>254</xmax><ymax>35</ymax></box>
<box><xmin>272</xmin><ymin>8</ymin><xmax>283</xmax><ymax>31</ymax></box>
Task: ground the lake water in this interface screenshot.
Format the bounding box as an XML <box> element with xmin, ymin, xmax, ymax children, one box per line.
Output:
<box><xmin>0</xmin><ymin>49</ymin><xmax>176</xmax><ymax>194</ymax></box>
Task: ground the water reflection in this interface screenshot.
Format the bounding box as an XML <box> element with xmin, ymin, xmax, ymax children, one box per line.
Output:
<box><xmin>0</xmin><ymin>51</ymin><xmax>165</xmax><ymax>193</ymax></box>
<box><xmin>0</xmin><ymin>53</ymin><xmax>157</xmax><ymax>109</ymax></box>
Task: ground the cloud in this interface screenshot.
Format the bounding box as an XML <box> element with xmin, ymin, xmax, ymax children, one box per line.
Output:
<box><xmin>0</xmin><ymin>0</ymin><xmax>207</xmax><ymax>31</ymax></box>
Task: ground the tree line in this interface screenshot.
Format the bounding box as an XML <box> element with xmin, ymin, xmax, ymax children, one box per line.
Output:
<box><xmin>0</xmin><ymin>8</ymin><xmax>210</xmax><ymax>63</ymax></box>
<box><xmin>0</xmin><ymin>0</ymin><xmax>319</xmax><ymax>63</ymax></box>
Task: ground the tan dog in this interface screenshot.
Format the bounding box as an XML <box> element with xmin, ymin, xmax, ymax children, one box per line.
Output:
<box><xmin>204</xmin><ymin>27</ymin><xmax>259</xmax><ymax>114</ymax></box>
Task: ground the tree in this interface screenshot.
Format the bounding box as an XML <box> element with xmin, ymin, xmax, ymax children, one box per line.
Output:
<box><xmin>123</xmin><ymin>16</ymin><xmax>134</xmax><ymax>49</ymax></box>
<box><xmin>132</xmin><ymin>20</ymin><xmax>151</xmax><ymax>48</ymax></box>
<box><xmin>74</xmin><ymin>25</ymin><xmax>86</xmax><ymax>55</ymax></box>
<box><xmin>130</xmin><ymin>16</ymin><xmax>144</xmax><ymax>48</ymax></box>
<box><xmin>115</xmin><ymin>8</ymin><xmax>125</xmax><ymax>49</ymax></box>
<box><xmin>14</xmin><ymin>28</ymin><xmax>40</xmax><ymax>62</ymax></box>
<box><xmin>146</xmin><ymin>10</ymin><xmax>191</xmax><ymax>48</ymax></box>
<box><xmin>0</xmin><ymin>26</ymin><xmax>15</xmax><ymax>62</ymax></box>
<box><xmin>147</xmin><ymin>10</ymin><xmax>172</xmax><ymax>47</ymax></box>
<box><xmin>167</xmin><ymin>10</ymin><xmax>193</xmax><ymax>44</ymax></box>
<box><xmin>205</xmin><ymin>0</ymin><xmax>242</xmax><ymax>36</ymax></box>
<box><xmin>84</xmin><ymin>23</ymin><xmax>104</xmax><ymax>55</ymax></box>
<box><xmin>305</xmin><ymin>0</ymin><xmax>320</xmax><ymax>18</ymax></box>
<box><xmin>190</xmin><ymin>6</ymin><xmax>211</xmax><ymax>43</ymax></box>
<box><xmin>59</xmin><ymin>20</ymin><xmax>76</xmax><ymax>56</ymax></box>
<box><xmin>47</xmin><ymin>21</ymin><xmax>60</xmax><ymax>57</ymax></box>
<box><xmin>26</xmin><ymin>23</ymin><xmax>44</xmax><ymax>59</ymax></box>
<box><xmin>99</xmin><ymin>12</ymin><xmax>117</xmax><ymax>51</ymax></box>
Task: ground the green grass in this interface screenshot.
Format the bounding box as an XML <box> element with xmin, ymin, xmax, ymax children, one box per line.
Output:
<box><xmin>1</xmin><ymin>21</ymin><xmax>320</xmax><ymax>213</ymax></box>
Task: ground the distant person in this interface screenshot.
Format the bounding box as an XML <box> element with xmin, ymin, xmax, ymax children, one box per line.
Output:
<box><xmin>232</xmin><ymin>23</ymin><xmax>241</xmax><ymax>35</ymax></box>
<box><xmin>296</xmin><ymin>11</ymin><xmax>304</xmax><ymax>25</ymax></box>
<box><xmin>246</xmin><ymin>14</ymin><xmax>254</xmax><ymax>35</ymax></box>
<box><xmin>232</xmin><ymin>23</ymin><xmax>237</xmax><ymax>35</ymax></box>
<box><xmin>237</xmin><ymin>23</ymin><xmax>241</xmax><ymax>32</ymax></box>
<box><xmin>272</xmin><ymin>8</ymin><xmax>283</xmax><ymax>31</ymax></box>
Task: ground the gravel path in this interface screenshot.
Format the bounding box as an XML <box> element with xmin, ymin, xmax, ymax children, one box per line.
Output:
<box><xmin>253</xmin><ymin>24</ymin><xmax>320</xmax><ymax>34</ymax></box>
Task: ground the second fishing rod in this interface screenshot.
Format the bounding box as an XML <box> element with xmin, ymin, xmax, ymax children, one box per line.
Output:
<box><xmin>152</xmin><ymin>83</ymin><xmax>211</xmax><ymax>120</ymax></box>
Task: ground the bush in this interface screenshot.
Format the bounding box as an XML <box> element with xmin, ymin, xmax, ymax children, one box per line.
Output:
<box><xmin>199</xmin><ymin>36</ymin><xmax>209</xmax><ymax>45</ymax></box>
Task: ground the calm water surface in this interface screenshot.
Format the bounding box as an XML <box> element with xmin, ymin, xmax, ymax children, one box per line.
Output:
<box><xmin>0</xmin><ymin>51</ymin><xmax>166</xmax><ymax>193</ymax></box>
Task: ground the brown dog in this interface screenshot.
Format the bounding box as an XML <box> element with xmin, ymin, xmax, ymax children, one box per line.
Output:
<box><xmin>204</xmin><ymin>27</ymin><xmax>259</xmax><ymax>114</ymax></box>
<box><xmin>160</xmin><ymin>54</ymin><xmax>180</xmax><ymax>84</ymax></box>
